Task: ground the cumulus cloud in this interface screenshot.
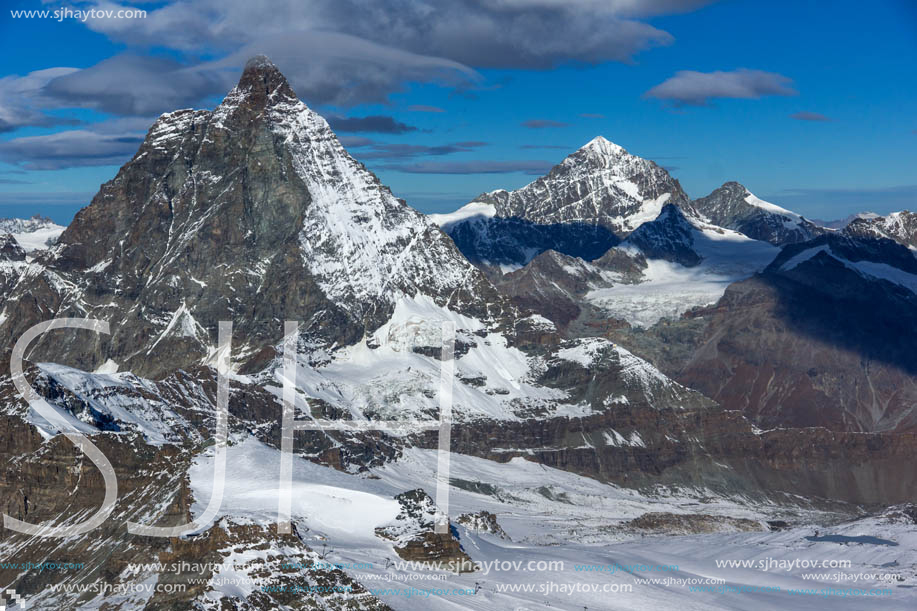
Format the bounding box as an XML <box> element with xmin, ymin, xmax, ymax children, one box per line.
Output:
<box><xmin>644</xmin><ymin>68</ymin><xmax>796</xmax><ymax>106</ymax></box>
<box><xmin>377</xmin><ymin>159</ymin><xmax>554</xmax><ymax>175</ymax></box>
<box><xmin>326</xmin><ymin>115</ymin><xmax>419</xmax><ymax>134</ymax></box>
<box><xmin>63</xmin><ymin>0</ymin><xmax>719</xmax><ymax>109</ymax></box>
<box><xmin>522</xmin><ymin>119</ymin><xmax>569</xmax><ymax>128</ymax></box>
<box><xmin>790</xmin><ymin>111</ymin><xmax>831</xmax><ymax>122</ymax></box>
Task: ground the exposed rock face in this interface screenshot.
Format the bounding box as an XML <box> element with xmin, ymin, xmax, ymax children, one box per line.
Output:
<box><xmin>456</xmin><ymin>511</ymin><xmax>508</xmax><ymax>539</ymax></box>
<box><xmin>0</xmin><ymin>56</ymin><xmax>502</xmax><ymax>378</ymax></box>
<box><xmin>0</xmin><ymin>235</ymin><xmax>28</xmax><ymax>298</ymax></box>
<box><xmin>375</xmin><ymin>489</ymin><xmax>472</xmax><ymax>571</ymax></box>
<box><xmin>421</xmin><ymin>404</ymin><xmax>917</xmax><ymax>507</ymax></box>
<box><xmin>691</xmin><ymin>181</ymin><xmax>824</xmax><ymax>245</ymax></box>
<box><xmin>490</xmin><ymin>250</ymin><xmax>609</xmax><ymax>330</ymax></box>
<box><xmin>842</xmin><ymin>210</ymin><xmax>917</xmax><ymax>248</ymax></box>
<box><xmin>0</xmin><ymin>234</ymin><xmax>26</xmax><ymax>262</ymax></box>
<box><xmin>625</xmin><ymin>512</ymin><xmax>764</xmax><ymax>535</ymax></box>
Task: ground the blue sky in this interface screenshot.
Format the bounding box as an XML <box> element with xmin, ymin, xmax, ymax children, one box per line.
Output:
<box><xmin>0</xmin><ymin>0</ymin><xmax>914</xmax><ymax>224</ymax></box>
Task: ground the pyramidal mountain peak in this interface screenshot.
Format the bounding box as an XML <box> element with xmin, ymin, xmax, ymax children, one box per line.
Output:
<box><xmin>691</xmin><ymin>180</ymin><xmax>823</xmax><ymax>245</ymax></box>
<box><xmin>0</xmin><ymin>55</ymin><xmax>503</xmax><ymax>377</ymax></box>
<box><xmin>575</xmin><ymin>135</ymin><xmax>626</xmax><ymax>159</ymax></box>
<box><xmin>464</xmin><ymin>135</ymin><xmax>690</xmax><ymax>237</ymax></box>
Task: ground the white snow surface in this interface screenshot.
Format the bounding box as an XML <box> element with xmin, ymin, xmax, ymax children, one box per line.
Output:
<box><xmin>428</xmin><ymin>201</ymin><xmax>496</xmax><ymax>229</ymax></box>
<box><xmin>189</xmin><ymin>438</ymin><xmax>917</xmax><ymax>610</ymax></box>
<box><xmin>269</xmin><ymin>295</ymin><xmax>567</xmax><ymax>424</ymax></box>
<box><xmin>0</xmin><ymin>216</ymin><xmax>66</xmax><ymax>252</ymax></box>
<box><xmin>588</xmin><ymin>222</ymin><xmax>779</xmax><ymax>327</ymax></box>
<box><xmin>27</xmin><ymin>363</ymin><xmax>197</xmax><ymax>444</ymax></box>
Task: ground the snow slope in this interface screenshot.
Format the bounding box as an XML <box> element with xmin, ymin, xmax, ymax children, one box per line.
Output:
<box><xmin>0</xmin><ymin>215</ymin><xmax>65</xmax><ymax>252</ymax></box>
<box><xmin>189</xmin><ymin>438</ymin><xmax>917</xmax><ymax>610</ymax></box>
<box><xmin>587</xmin><ymin>212</ymin><xmax>779</xmax><ymax>327</ymax></box>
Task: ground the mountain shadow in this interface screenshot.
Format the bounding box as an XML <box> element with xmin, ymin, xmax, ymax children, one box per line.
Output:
<box><xmin>444</xmin><ymin>214</ymin><xmax>620</xmax><ymax>269</ymax></box>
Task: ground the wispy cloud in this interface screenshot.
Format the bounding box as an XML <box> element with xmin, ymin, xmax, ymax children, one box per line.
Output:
<box><xmin>355</xmin><ymin>141</ymin><xmax>488</xmax><ymax>159</ymax></box>
<box><xmin>0</xmin><ymin>118</ymin><xmax>150</xmax><ymax>170</ymax></box>
<box><xmin>790</xmin><ymin>111</ymin><xmax>831</xmax><ymax>122</ymax></box>
<box><xmin>326</xmin><ymin>115</ymin><xmax>418</xmax><ymax>134</ymax></box>
<box><xmin>407</xmin><ymin>105</ymin><xmax>445</xmax><ymax>113</ymax></box>
<box><xmin>520</xmin><ymin>144</ymin><xmax>570</xmax><ymax>150</ymax></box>
<box><xmin>337</xmin><ymin>136</ymin><xmax>375</xmax><ymax>148</ymax></box>
<box><xmin>522</xmin><ymin>119</ymin><xmax>569</xmax><ymax>128</ymax></box>
<box><xmin>644</xmin><ymin>68</ymin><xmax>796</xmax><ymax>106</ymax></box>
<box><xmin>378</xmin><ymin>159</ymin><xmax>553</xmax><ymax>175</ymax></box>
<box><xmin>579</xmin><ymin>113</ymin><xmax>605</xmax><ymax>118</ymax></box>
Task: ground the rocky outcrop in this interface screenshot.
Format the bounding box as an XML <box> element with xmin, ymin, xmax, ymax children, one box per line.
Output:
<box><xmin>375</xmin><ymin>489</ymin><xmax>473</xmax><ymax>572</ymax></box>
<box><xmin>625</xmin><ymin>512</ymin><xmax>764</xmax><ymax>535</ymax></box>
<box><xmin>456</xmin><ymin>511</ymin><xmax>508</xmax><ymax>539</ymax></box>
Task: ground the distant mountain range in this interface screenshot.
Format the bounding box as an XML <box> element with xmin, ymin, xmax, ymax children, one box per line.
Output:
<box><xmin>0</xmin><ymin>214</ymin><xmax>64</xmax><ymax>252</ymax></box>
<box><xmin>1</xmin><ymin>57</ymin><xmax>915</xmax><ymax>610</ymax></box>
<box><xmin>431</xmin><ymin>136</ymin><xmax>917</xmax><ymax>435</ymax></box>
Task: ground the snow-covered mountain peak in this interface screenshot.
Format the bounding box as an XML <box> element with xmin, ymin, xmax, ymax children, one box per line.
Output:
<box><xmin>0</xmin><ymin>214</ymin><xmax>65</xmax><ymax>252</ymax></box>
<box><xmin>4</xmin><ymin>56</ymin><xmax>501</xmax><ymax>376</ymax></box>
<box><xmin>574</xmin><ymin>135</ymin><xmax>626</xmax><ymax>162</ymax></box>
<box><xmin>461</xmin><ymin>138</ymin><xmax>689</xmax><ymax>236</ymax></box>
<box><xmin>692</xmin><ymin>181</ymin><xmax>823</xmax><ymax>246</ymax></box>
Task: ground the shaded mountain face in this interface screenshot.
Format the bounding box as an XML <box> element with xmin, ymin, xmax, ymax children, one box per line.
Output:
<box><xmin>843</xmin><ymin>210</ymin><xmax>917</xmax><ymax>248</ymax></box>
<box><xmin>0</xmin><ymin>56</ymin><xmax>502</xmax><ymax>377</ymax></box>
<box><xmin>488</xmin><ymin>203</ymin><xmax>779</xmax><ymax>332</ymax></box>
<box><xmin>621</xmin><ymin>203</ymin><xmax>704</xmax><ymax>266</ymax></box>
<box><xmin>692</xmin><ymin>181</ymin><xmax>824</xmax><ymax>246</ymax></box>
<box><xmin>439</xmin><ymin>216</ymin><xmax>618</xmax><ymax>273</ymax></box>
<box><xmin>610</xmin><ymin>233</ymin><xmax>917</xmax><ymax>433</ymax></box>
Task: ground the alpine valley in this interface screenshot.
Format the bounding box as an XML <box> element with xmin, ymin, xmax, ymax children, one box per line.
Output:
<box><xmin>1</xmin><ymin>58</ymin><xmax>916</xmax><ymax>611</ymax></box>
